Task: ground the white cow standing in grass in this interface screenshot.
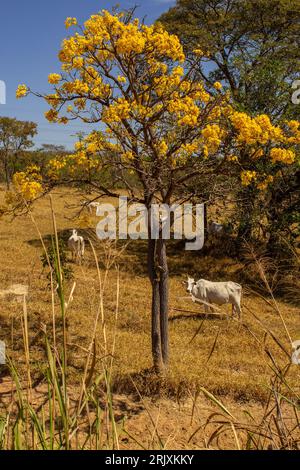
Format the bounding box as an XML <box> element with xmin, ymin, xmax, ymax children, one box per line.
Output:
<box><xmin>87</xmin><ymin>201</ymin><xmax>100</xmax><ymax>214</ymax></box>
<box><xmin>185</xmin><ymin>277</ymin><xmax>242</xmax><ymax>319</ymax></box>
<box><xmin>81</xmin><ymin>200</ymin><xmax>100</xmax><ymax>214</ymax></box>
<box><xmin>68</xmin><ymin>229</ymin><xmax>85</xmax><ymax>264</ymax></box>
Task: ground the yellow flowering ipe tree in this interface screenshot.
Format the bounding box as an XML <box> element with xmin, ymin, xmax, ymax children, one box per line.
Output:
<box><xmin>17</xmin><ymin>10</ymin><xmax>300</xmax><ymax>373</ymax></box>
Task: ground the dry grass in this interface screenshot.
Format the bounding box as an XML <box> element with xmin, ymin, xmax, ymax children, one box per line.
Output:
<box><xmin>0</xmin><ymin>186</ymin><xmax>299</xmax><ymax>449</ymax></box>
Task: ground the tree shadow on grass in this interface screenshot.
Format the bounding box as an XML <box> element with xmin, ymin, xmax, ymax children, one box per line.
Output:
<box><xmin>27</xmin><ymin>229</ymin><xmax>73</xmax><ymax>248</ymax></box>
<box><xmin>26</xmin><ymin>229</ymin><xmax>244</xmax><ymax>282</ymax></box>
<box><xmin>169</xmin><ymin>313</ymin><xmax>226</xmax><ymax>322</ymax></box>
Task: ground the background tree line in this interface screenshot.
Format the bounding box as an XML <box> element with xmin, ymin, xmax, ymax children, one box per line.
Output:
<box><xmin>0</xmin><ymin>116</ymin><xmax>69</xmax><ymax>189</ymax></box>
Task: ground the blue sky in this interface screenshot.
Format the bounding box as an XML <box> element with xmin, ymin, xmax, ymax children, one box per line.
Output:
<box><xmin>0</xmin><ymin>0</ymin><xmax>175</xmax><ymax>149</ymax></box>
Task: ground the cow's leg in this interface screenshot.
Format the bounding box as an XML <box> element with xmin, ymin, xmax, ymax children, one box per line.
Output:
<box><xmin>236</xmin><ymin>302</ymin><xmax>241</xmax><ymax>319</ymax></box>
<box><xmin>204</xmin><ymin>304</ymin><xmax>209</xmax><ymax>317</ymax></box>
<box><xmin>232</xmin><ymin>301</ymin><xmax>241</xmax><ymax>319</ymax></box>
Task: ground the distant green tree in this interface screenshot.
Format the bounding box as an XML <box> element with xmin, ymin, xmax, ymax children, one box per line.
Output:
<box><xmin>159</xmin><ymin>0</ymin><xmax>300</xmax><ymax>250</ymax></box>
<box><xmin>159</xmin><ymin>0</ymin><xmax>300</xmax><ymax>120</ymax></box>
<box><xmin>12</xmin><ymin>144</ymin><xmax>67</xmax><ymax>177</ymax></box>
<box><xmin>0</xmin><ymin>117</ymin><xmax>37</xmax><ymax>189</ymax></box>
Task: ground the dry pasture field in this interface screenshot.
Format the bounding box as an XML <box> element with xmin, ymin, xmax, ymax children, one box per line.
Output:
<box><xmin>0</xmin><ymin>186</ymin><xmax>299</xmax><ymax>449</ymax></box>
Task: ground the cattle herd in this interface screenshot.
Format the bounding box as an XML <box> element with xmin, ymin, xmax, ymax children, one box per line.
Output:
<box><xmin>68</xmin><ymin>215</ymin><xmax>242</xmax><ymax>318</ymax></box>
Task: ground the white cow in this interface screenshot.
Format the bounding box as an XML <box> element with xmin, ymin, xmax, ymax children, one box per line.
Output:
<box><xmin>82</xmin><ymin>201</ymin><xmax>100</xmax><ymax>214</ymax></box>
<box><xmin>208</xmin><ymin>221</ymin><xmax>224</xmax><ymax>235</ymax></box>
<box><xmin>68</xmin><ymin>229</ymin><xmax>85</xmax><ymax>263</ymax></box>
<box><xmin>185</xmin><ymin>277</ymin><xmax>242</xmax><ymax>318</ymax></box>
<box><xmin>291</xmin><ymin>340</ymin><xmax>300</xmax><ymax>365</ymax></box>
<box><xmin>87</xmin><ymin>201</ymin><xmax>100</xmax><ymax>213</ymax></box>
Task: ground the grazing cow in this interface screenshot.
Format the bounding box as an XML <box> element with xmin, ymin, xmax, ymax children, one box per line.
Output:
<box><xmin>68</xmin><ymin>229</ymin><xmax>85</xmax><ymax>263</ymax></box>
<box><xmin>291</xmin><ymin>340</ymin><xmax>300</xmax><ymax>365</ymax></box>
<box><xmin>87</xmin><ymin>201</ymin><xmax>100</xmax><ymax>213</ymax></box>
<box><xmin>82</xmin><ymin>201</ymin><xmax>100</xmax><ymax>214</ymax></box>
<box><xmin>185</xmin><ymin>277</ymin><xmax>242</xmax><ymax>318</ymax></box>
<box><xmin>208</xmin><ymin>221</ymin><xmax>224</xmax><ymax>235</ymax></box>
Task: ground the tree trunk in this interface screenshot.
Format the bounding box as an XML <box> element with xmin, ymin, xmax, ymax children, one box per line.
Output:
<box><xmin>147</xmin><ymin>237</ymin><xmax>163</xmax><ymax>373</ymax></box>
<box><xmin>157</xmin><ymin>238</ymin><xmax>169</xmax><ymax>366</ymax></box>
<box><xmin>147</xmin><ymin>212</ymin><xmax>169</xmax><ymax>374</ymax></box>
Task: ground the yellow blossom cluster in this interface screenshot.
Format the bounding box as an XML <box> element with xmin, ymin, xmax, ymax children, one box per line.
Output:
<box><xmin>63</xmin><ymin>79</ymin><xmax>90</xmax><ymax>95</ymax></box>
<box><xmin>167</xmin><ymin>95</ymin><xmax>200</xmax><ymax>126</ymax></box>
<box><xmin>230</xmin><ymin>112</ymin><xmax>299</xmax><ymax>183</ymax></box>
<box><xmin>270</xmin><ymin>148</ymin><xmax>295</xmax><ymax>164</ymax></box>
<box><xmin>142</xmin><ymin>23</ymin><xmax>185</xmax><ymax>62</ymax></box>
<box><xmin>48</xmin><ymin>151</ymin><xmax>100</xmax><ymax>179</ymax></box>
<box><xmin>45</xmin><ymin>109</ymin><xmax>59</xmax><ymax>122</ymax></box>
<box><xmin>12</xmin><ymin>168</ymin><xmax>42</xmax><ymax>201</ymax></box>
<box><xmin>287</xmin><ymin>120</ymin><xmax>299</xmax><ymax>134</ymax></box>
<box><xmin>153</xmin><ymin>67</ymin><xmax>184</xmax><ymax>97</ymax></box>
<box><xmin>103</xmin><ymin>97</ymin><xmax>131</xmax><ymax>123</ymax></box>
<box><xmin>65</xmin><ymin>17</ymin><xmax>77</xmax><ymax>29</ymax></box>
<box><xmin>48</xmin><ymin>73</ymin><xmax>62</xmax><ymax>85</ymax></box>
<box><xmin>213</xmin><ymin>81</ymin><xmax>222</xmax><ymax>90</ymax></box>
<box><xmin>22</xmin><ymin>10</ymin><xmax>232</xmax><ymax>136</ymax></box>
<box><xmin>201</xmin><ymin>124</ymin><xmax>224</xmax><ymax>154</ymax></box>
<box><xmin>230</xmin><ymin>112</ymin><xmax>283</xmax><ymax>145</ymax></box>
<box><xmin>156</xmin><ymin>140</ymin><xmax>169</xmax><ymax>158</ymax></box>
<box><xmin>241</xmin><ymin>170</ymin><xmax>257</xmax><ymax>186</ymax></box>
<box><xmin>169</xmin><ymin>139</ymin><xmax>203</xmax><ymax>166</ymax></box>
<box><xmin>117</xmin><ymin>75</ymin><xmax>127</xmax><ymax>84</ymax></box>
<box><xmin>227</xmin><ymin>155</ymin><xmax>239</xmax><ymax>162</ymax></box>
<box><xmin>16</xmin><ymin>84</ymin><xmax>28</xmax><ymax>99</ymax></box>
<box><xmin>121</xmin><ymin>150</ymin><xmax>135</xmax><ymax>161</ymax></box>
<box><xmin>59</xmin><ymin>11</ymin><xmax>185</xmax><ymax>69</ymax></box>
<box><xmin>285</xmin><ymin>120</ymin><xmax>300</xmax><ymax>145</ymax></box>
